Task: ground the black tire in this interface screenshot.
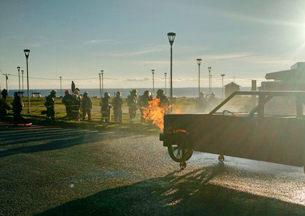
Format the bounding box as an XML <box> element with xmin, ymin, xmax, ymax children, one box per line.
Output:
<box><xmin>167</xmin><ymin>133</ymin><xmax>193</xmax><ymax>162</ymax></box>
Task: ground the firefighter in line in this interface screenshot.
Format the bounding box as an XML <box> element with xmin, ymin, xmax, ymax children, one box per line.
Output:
<box><xmin>195</xmin><ymin>92</ymin><xmax>207</xmax><ymax>113</ymax></box>
<box><xmin>100</xmin><ymin>92</ymin><xmax>112</xmax><ymax>123</ymax></box>
<box><xmin>112</xmin><ymin>91</ymin><xmax>123</xmax><ymax>123</ymax></box>
<box><xmin>12</xmin><ymin>92</ymin><xmax>27</xmax><ymax>126</ymax></box>
<box><xmin>208</xmin><ymin>92</ymin><xmax>218</xmax><ymax>111</ymax></box>
<box><xmin>81</xmin><ymin>91</ymin><xmax>92</xmax><ymax>121</ymax></box>
<box><xmin>138</xmin><ymin>90</ymin><xmax>152</xmax><ymax>124</ymax></box>
<box><xmin>44</xmin><ymin>90</ymin><xmax>57</xmax><ymax>121</ymax></box>
<box><xmin>156</xmin><ymin>89</ymin><xmax>169</xmax><ymax>108</ymax></box>
<box><xmin>127</xmin><ymin>89</ymin><xmax>138</xmax><ymax>123</ymax></box>
<box><xmin>71</xmin><ymin>89</ymin><xmax>81</xmax><ymax>121</ymax></box>
<box><xmin>62</xmin><ymin>89</ymin><xmax>73</xmax><ymax>120</ymax></box>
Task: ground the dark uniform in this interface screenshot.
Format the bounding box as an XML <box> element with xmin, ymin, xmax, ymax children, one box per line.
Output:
<box><xmin>208</xmin><ymin>92</ymin><xmax>218</xmax><ymax>111</ymax></box>
<box><xmin>12</xmin><ymin>92</ymin><xmax>26</xmax><ymax>126</ymax></box>
<box><xmin>81</xmin><ymin>92</ymin><xmax>92</xmax><ymax>121</ymax></box>
<box><xmin>71</xmin><ymin>90</ymin><xmax>81</xmax><ymax>121</ymax></box>
<box><xmin>44</xmin><ymin>90</ymin><xmax>57</xmax><ymax>121</ymax></box>
<box><xmin>112</xmin><ymin>91</ymin><xmax>123</xmax><ymax>123</ymax></box>
<box><xmin>196</xmin><ymin>92</ymin><xmax>207</xmax><ymax>113</ymax></box>
<box><xmin>1</xmin><ymin>89</ymin><xmax>8</xmax><ymax>101</ymax></box>
<box><xmin>100</xmin><ymin>92</ymin><xmax>112</xmax><ymax>123</ymax></box>
<box><xmin>62</xmin><ymin>89</ymin><xmax>73</xmax><ymax>120</ymax></box>
<box><xmin>138</xmin><ymin>90</ymin><xmax>152</xmax><ymax>123</ymax></box>
<box><xmin>156</xmin><ymin>89</ymin><xmax>169</xmax><ymax>107</ymax></box>
<box><xmin>127</xmin><ymin>89</ymin><xmax>138</xmax><ymax>123</ymax></box>
<box><xmin>0</xmin><ymin>99</ymin><xmax>11</xmax><ymax>117</ymax></box>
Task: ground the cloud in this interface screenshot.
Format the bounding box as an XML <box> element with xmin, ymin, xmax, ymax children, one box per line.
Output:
<box><xmin>83</xmin><ymin>39</ymin><xmax>116</xmax><ymax>45</ymax></box>
<box><xmin>126</xmin><ymin>77</ymin><xmax>151</xmax><ymax>82</ymax></box>
<box><xmin>242</xmin><ymin>55</ymin><xmax>296</xmax><ymax>65</ymax></box>
<box><xmin>110</xmin><ymin>49</ymin><xmax>163</xmax><ymax>57</ymax></box>
<box><xmin>24</xmin><ymin>43</ymin><xmax>44</xmax><ymax>48</ymax></box>
<box><xmin>203</xmin><ymin>52</ymin><xmax>253</xmax><ymax>60</ymax></box>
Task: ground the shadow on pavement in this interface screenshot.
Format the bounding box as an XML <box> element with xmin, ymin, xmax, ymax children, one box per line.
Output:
<box><xmin>0</xmin><ymin>128</ymin><xmax>132</xmax><ymax>158</ymax></box>
<box><xmin>36</xmin><ymin>164</ymin><xmax>305</xmax><ymax>216</ymax></box>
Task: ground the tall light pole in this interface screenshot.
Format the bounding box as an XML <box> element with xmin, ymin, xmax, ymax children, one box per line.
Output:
<box><xmin>4</xmin><ymin>74</ymin><xmax>9</xmax><ymax>91</ymax></box>
<box><xmin>101</xmin><ymin>70</ymin><xmax>104</xmax><ymax>96</ymax></box>
<box><xmin>152</xmin><ymin>69</ymin><xmax>155</xmax><ymax>96</ymax></box>
<box><xmin>208</xmin><ymin>67</ymin><xmax>212</xmax><ymax>95</ymax></box>
<box><xmin>164</xmin><ymin>72</ymin><xmax>167</xmax><ymax>95</ymax></box>
<box><xmin>17</xmin><ymin>67</ymin><xmax>21</xmax><ymax>93</ymax></box>
<box><xmin>197</xmin><ymin>59</ymin><xmax>202</xmax><ymax>97</ymax></box>
<box><xmin>167</xmin><ymin>32</ymin><xmax>176</xmax><ymax>108</ymax></box>
<box><xmin>21</xmin><ymin>70</ymin><xmax>24</xmax><ymax>97</ymax></box>
<box><xmin>60</xmin><ymin>76</ymin><xmax>62</xmax><ymax>97</ymax></box>
<box><xmin>99</xmin><ymin>72</ymin><xmax>102</xmax><ymax>98</ymax></box>
<box><xmin>221</xmin><ymin>74</ymin><xmax>225</xmax><ymax>99</ymax></box>
<box><xmin>24</xmin><ymin>49</ymin><xmax>30</xmax><ymax>113</ymax></box>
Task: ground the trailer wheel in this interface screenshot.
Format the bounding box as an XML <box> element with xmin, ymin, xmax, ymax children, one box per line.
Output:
<box><xmin>218</xmin><ymin>155</ymin><xmax>225</xmax><ymax>162</ymax></box>
<box><xmin>168</xmin><ymin>133</ymin><xmax>193</xmax><ymax>162</ymax></box>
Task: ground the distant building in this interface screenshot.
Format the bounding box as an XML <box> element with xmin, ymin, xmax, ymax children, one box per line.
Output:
<box><xmin>262</xmin><ymin>62</ymin><xmax>305</xmax><ymax>91</ymax></box>
<box><xmin>225</xmin><ymin>82</ymin><xmax>240</xmax><ymax>97</ymax></box>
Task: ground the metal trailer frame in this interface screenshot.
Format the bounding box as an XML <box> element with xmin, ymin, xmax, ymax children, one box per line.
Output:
<box><xmin>160</xmin><ymin>91</ymin><xmax>305</xmax><ymax>171</ymax></box>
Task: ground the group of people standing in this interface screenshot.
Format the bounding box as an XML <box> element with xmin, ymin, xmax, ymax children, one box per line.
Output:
<box><xmin>195</xmin><ymin>92</ymin><xmax>219</xmax><ymax>113</ymax></box>
<box><xmin>100</xmin><ymin>88</ymin><xmax>169</xmax><ymax>124</ymax></box>
<box><xmin>44</xmin><ymin>81</ymin><xmax>93</xmax><ymax>121</ymax></box>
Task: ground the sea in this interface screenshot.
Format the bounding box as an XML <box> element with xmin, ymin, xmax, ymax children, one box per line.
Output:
<box><xmin>6</xmin><ymin>87</ymin><xmax>251</xmax><ymax>98</ymax></box>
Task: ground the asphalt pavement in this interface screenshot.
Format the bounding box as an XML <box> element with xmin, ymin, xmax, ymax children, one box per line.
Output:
<box><xmin>0</xmin><ymin>126</ymin><xmax>305</xmax><ymax>215</ymax></box>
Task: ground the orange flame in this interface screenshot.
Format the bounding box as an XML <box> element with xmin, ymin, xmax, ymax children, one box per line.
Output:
<box><xmin>141</xmin><ymin>98</ymin><xmax>182</xmax><ymax>130</ymax></box>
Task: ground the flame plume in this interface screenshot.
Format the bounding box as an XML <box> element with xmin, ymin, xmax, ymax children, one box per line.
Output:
<box><xmin>141</xmin><ymin>98</ymin><xmax>182</xmax><ymax>130</ymax></box>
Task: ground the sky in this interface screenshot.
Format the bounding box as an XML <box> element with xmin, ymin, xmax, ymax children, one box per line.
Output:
<box><xmin>1</xmin><ymin>0</ymin><xmax>305</xmax><ymax>90</ymax></box>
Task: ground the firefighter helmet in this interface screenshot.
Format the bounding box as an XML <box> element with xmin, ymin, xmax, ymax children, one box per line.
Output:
<box><xmin>157</xmin><ymin>89</ymin><xmax>164</xmax><ymax>96</ymax></box>
<box><xmin>51</xmin><ymin>90</ymin><xmax>57</xmax><ymax>95</ymax></box>
<box><xmin>144</xmin><ymin>90</ymin><xmax>150</xmax><ymax>96</ymax></box>
<box><xmin>116</xmin><ymin>91</ymin><xmax>122</xmax><ymax>97</ymax></box>
<box><xmin>104</xmin><ymin>92</ymin><xmax>110</xmax><ymax>98</ymax></box>
<box><xmin>131</xmin><ymin>89</ymin><xmax>137</xmax><ymax>95</ymax></box>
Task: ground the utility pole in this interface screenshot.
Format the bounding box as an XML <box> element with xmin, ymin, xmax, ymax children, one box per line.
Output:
<box><xmin>221</xmin><ymin>74</ymin><xmax>225</xmax><ymax>99</ymax></box>
<box><xmin>60</xmin><ymin>76</ymin><xmax>62</xmax><ymax>97</ymax></box>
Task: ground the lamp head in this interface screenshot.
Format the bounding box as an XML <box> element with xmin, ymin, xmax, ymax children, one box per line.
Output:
<box><xmin>167</xmin><ymin>32</ymin><xmax>176</xmax><ymax>45</ymax></box>
<box><xmin>152</xmin><ymin>69</ymin><xmax>154</xmax><ymax>74</ymax></box>
<box><xmin>24</xmin><ymin>49</ymin><xmax>30</xmax><ymax>57</ymax></box>
<box><xmin>17</xmin><ymin>67</ymin><xmax>20</xmax><ymax>71</ymax></box>
<box><xmin>208</xmin><ymin>67</ymin><xmax>212</xmax><ymax>72</ymax></box>
<box><xmin>197</xmin><ymin>59</ymin><xmax>202</xmax><ymax>65</ymax></box>
<box><xmin>101</xmin><ymin>70</ymin><xmax>104</xmax><ymax>74</ymax></box>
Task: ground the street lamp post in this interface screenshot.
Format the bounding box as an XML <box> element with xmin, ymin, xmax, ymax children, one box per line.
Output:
<box><xmin>60</xmin><ymin>76</ymin><xmax>62</xmax><ymax>97</ymax></box>
<box><xmin>196</xmin><ymin>59</ymin><xmax>202</xmax><ymax>97</ymax></box>
<box><xmin>21</xmin><ymin>70</ymin><xmax>24</xmax><ymax>97</ymax></box>
<box><xmin>221</xmin><ymin>74</ymin><xmax>225</xmax><ymax>98</ymax></box>
<box><xmin>101</xmin><ymin>70</ymin><xmax>104</xmax><ymax>96</ymax></box>
<box><xmin>167</xmin><ymin>32</ymin><xmax>176</xmax><ymax>108</ymax></box>
<box><xmin>152</xmin><ymin>69</ymin><xmax>155</xmax><ymax>96</ymax></box>
<box><xmin>24</xmin><ymin>49</ymin><xmax>30</xmax><ymax>114</ymax></box>
<box><xmin>99</xmin><ymin>72</ymin><xmax>102</xmax><ymax>98</ymax></box>
<box><xmin>208</xmin><ymin>67</ymin><xmax>212</xmax><ymax>95</ymax></box>
<box><xmin>4</xmin><ymin>74</ymin><xmax>8</xmax><ymax>91</ymax></box>
<box><xmin>164</xmin><ymin>72</ymin><xmax>167</xmax><ymax>95</ymax></box>
<box><xmin>17</xmin><ymin>67</ymin><xmax>21</xmax><ymax>93</ymax></box>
